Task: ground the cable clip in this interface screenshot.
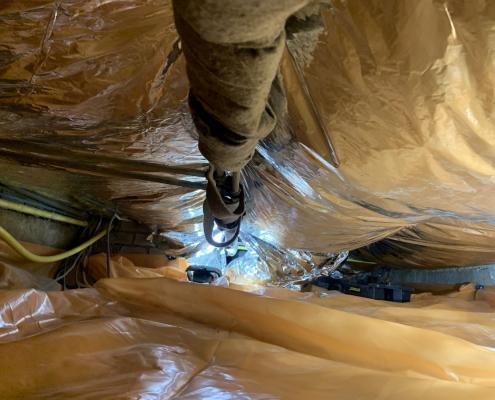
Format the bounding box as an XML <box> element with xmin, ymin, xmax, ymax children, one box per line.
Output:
<box><xmin>203</xmin><ymin>166</ymin><xmax>245</xmax><ymax>248</ymax></box>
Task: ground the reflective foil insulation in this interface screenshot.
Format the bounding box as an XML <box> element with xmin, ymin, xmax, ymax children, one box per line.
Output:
<box><xmin>1</xmin><ymin>0</ymin><xmax>495</xmax><ymax>282</ymax></box>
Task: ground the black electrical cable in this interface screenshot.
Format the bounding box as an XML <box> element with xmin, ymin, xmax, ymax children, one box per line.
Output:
<box><xmin>53</xmin><ymin>216</ymin><xmax>103</xmax><ymax>289</ymax></box>
<box><xmin>56</xmin><ymin>251</ymin><xmax>83</xmax><ymax>289</ymax></box>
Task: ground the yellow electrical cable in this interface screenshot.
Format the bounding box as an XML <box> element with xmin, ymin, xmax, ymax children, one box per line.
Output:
<box><xmin>0</xmin><ymin>198</ymin><xmax>88</xmax><ymax>227</ymax></box>
<box><xmin>0</xmin><ymin>225</ymin><xmax>107</xmax><ymax>263</ymax></box>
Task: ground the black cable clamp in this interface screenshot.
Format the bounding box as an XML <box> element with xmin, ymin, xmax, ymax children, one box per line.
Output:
<box><xmin>203</xmin><ymin>167</ymin><xmax>245</xmax><ymax>248</ymax></box>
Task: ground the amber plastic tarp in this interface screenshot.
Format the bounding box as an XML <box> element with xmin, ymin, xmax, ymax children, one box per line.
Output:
<box><xmin>1</xmin><ymin>262</ymin><xmax>495</xmax><ymax>399</ymax></box>
<box><xmin>87</xmin><ymin>253</ymin><xmax>189</xmax><ymax>281</ymax></box>
<box><xmin>2</xmin><ymin>0</ymin><xmax>495</xmax><ymax>268</ymax></box>
<box><xmin>0</xmin><ymin>240</ymin><xmax>60</xmax><ymax>290</ymax></box>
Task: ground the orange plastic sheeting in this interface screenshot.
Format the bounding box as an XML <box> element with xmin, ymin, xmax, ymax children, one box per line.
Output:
<box><xmin>0</xmin><ymin>239</ymin><xmax>60</xmax><ymax>290</ymax></box>
<box><xmin>0</xmin><ymin>270</ymin><xmax>494</xmax><ymax>399</ymax></box>
<box><xmin>88</xmin><ymin>253</ymin><xmax>189</xmax><ymax>281</ymax></box>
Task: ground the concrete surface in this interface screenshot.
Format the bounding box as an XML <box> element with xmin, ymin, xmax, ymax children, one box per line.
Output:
<box><xmin>0</xmin><ymin>209</ymin><xmax>79</xmax><ymax>248</ymax></box>
<box><xmin>388</xmin><ymin>264</ymin><xmax>495</xmax><ymax>286</ymax></box>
